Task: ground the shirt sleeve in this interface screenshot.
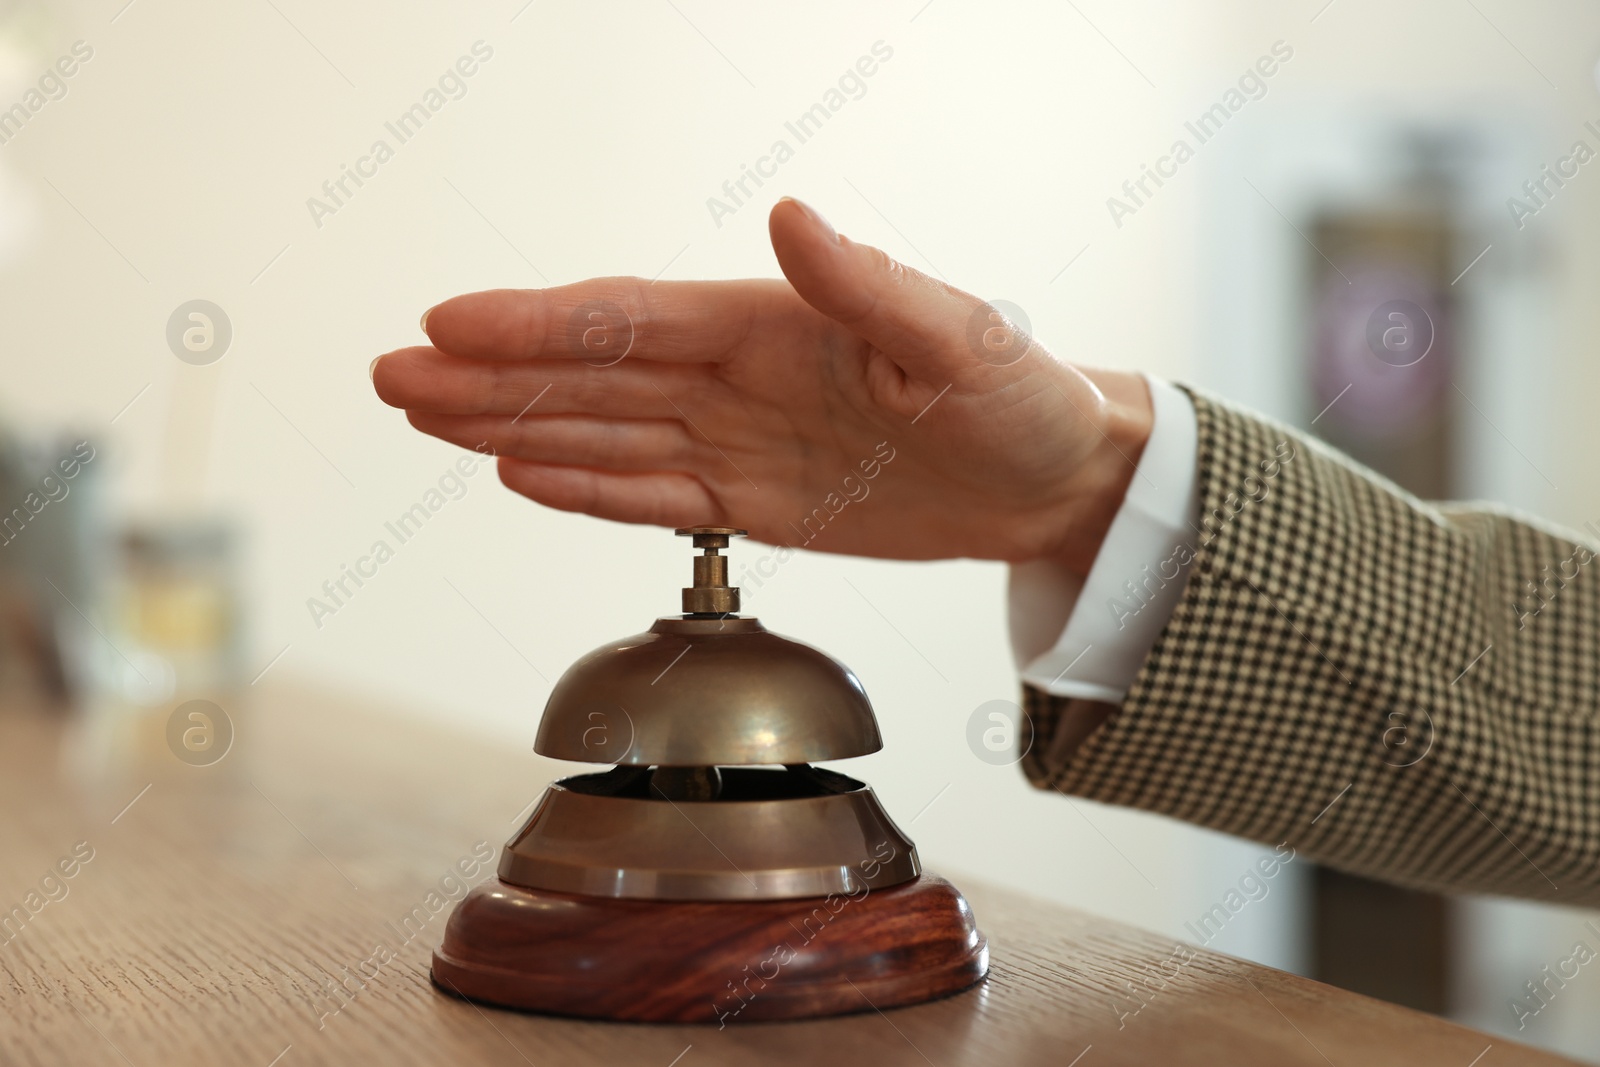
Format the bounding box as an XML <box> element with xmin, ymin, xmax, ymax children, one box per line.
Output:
<box><xmin>1008</xmin><ymin>375</ymin><xmax>1200</xmax><ymax>701</ymax></box>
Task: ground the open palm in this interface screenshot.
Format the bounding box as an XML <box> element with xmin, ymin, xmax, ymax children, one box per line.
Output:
<box><xmin>372</xmin><ymin>198</ymin><xmax>1151</xmax><ymax>572</ymax></box>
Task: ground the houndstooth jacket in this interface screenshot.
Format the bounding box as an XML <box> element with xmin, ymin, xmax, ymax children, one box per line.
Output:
<box><xmin>1022</xmin><ymin>385</ymin><xmax>1600</xmax><ymax>906</ymax></box>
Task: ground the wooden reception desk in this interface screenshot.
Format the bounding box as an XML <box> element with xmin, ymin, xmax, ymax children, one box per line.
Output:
<box><xmin>0</xmin><ymin>683</ymin><xmax>1572</xmax><ymax>1066</ymax></box>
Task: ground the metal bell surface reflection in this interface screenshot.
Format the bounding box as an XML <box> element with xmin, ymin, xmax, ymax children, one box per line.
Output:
<box><xmin>532</xmin><ymin>528</ymin><xmax>883</xmax><ymax>767</ymax></box>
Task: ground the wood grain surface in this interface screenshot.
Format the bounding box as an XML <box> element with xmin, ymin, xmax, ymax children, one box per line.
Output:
<box><xmin>0</xmin><ymin>683</ymin><xmax>1574</xmax><ymax>1066</ymax></box>
<box><xmin>433</xmin><ymin>872</ymin><xmax>987</xmax><ymax>1022</ymax></box>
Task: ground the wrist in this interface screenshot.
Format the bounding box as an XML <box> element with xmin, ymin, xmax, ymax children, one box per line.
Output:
<box><xmin>1046</xmin><ymin>367</ymin><xmax>1154</xmax><ymax>578</ymax></box>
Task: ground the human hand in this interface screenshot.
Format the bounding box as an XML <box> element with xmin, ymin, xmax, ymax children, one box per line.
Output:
<box><xmin>371</xmin><ymin>198</ymin><xmax>1152</xmax><ymax>575</ymax></box>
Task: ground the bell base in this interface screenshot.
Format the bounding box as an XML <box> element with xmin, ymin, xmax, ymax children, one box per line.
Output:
<box><xmin>431</xmin><ymin>873</ymin><xmax>988</xmax><ymax>1024</ymax></box>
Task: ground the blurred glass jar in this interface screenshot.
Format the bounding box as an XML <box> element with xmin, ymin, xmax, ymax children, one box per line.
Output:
<box><xmin>111</xmin><ymin>520</ymin><xmax>243</xmax><ymax>705</ymax></box>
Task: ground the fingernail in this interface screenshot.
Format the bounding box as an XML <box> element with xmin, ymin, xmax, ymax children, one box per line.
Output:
<box><xmin>781</xmin><ymin>196</ymin><xmax>836</xmax><ymax>241</ymax></box>
<box><xmin>420</xmin><ymin>306</ymin><xmax>434</xmax><ymax>333</ymax></box>
<box><xmin>369</xmin><ymin>355</ymin><xmax>381</xmax><ymax>381</ymax></box>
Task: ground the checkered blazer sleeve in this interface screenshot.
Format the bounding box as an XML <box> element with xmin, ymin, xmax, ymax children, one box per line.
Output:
<box><xmin>1021</xmin><ymin>384</ymin><xmax>1600</xmax><ymax>905</ymax></box>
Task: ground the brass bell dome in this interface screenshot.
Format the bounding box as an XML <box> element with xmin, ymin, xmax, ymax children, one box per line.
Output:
<box><xmin>533</xmin><ymin>528</ymin><xmax>882</xmax><ymax>766</ymax></box>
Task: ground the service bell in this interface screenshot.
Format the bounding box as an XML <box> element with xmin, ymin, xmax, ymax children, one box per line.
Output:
<box><xmin>433</xmin><ymin>527</ymin><xmax>987</xmax><ymax>1023</ymax></box>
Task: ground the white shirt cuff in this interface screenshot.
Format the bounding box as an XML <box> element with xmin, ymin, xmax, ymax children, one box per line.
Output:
<box><xmin>1008</xmin><ymin>376</ymin><xmax>1200</xmax><ymax>700</ymax></box>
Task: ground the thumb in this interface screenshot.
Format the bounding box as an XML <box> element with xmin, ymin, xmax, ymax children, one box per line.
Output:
<box><xmin>768</xmin><ymin>197</ymin><xmax>1030</xmax><ymax>373</ymax></box>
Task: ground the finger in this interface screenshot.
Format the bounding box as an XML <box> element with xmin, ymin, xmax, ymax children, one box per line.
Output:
<box><xmin>768</xmin><ymin>197</ymin><xmax>999</xmax><ymax>375</ymax></box>
<box><xmin>496</xmin><ymin>458</ymin><xmax>720</xmax><ymax>528</ymax></box>
<box><xmin>372</xmin><ymin>346</ymin><xmax>709</xmax><ymax>418</ymax></box>
<box><xmin>420</xmin><ymin>278</ymin><xmax>784</xmax><ymax>364</ymax></box>
<box><xmin>407</xmin><ymin>411</ymin><xmax>699</xmax><ymax>473</ymax></box>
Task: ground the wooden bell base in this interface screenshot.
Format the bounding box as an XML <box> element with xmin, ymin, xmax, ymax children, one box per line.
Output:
<box><xmin>431</xmin><ymin>872</ymin><xmax>988</xmax><ymax>1024</ymax></box>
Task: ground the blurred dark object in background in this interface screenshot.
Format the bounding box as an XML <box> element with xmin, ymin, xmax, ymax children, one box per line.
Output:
<box><xmin>1304</xmin><ymin>130</ymin><xmax>1466</xmax><ymax>1016</ymax></box>
<box><xmin>0</xmin><ymin>428</ymin><xmax>104</xmax><ymax>706</ymax></box>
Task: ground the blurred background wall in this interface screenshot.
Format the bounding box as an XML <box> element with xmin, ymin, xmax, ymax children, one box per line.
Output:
<box><xmin>1</xmin><ymin>0</ymin><xmax>1597</xmax><ymax>1058</ymax></box>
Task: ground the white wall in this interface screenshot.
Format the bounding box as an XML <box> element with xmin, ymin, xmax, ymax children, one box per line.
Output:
<box><xmin>3</xmin><ymin>1</ymin><xmax>1599</xmax><ymax>1052</ymax></box>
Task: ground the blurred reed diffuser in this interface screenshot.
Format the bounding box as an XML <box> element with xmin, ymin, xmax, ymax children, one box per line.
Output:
<box><xmin>88</xmin><ymin>328</ymin><xmax>247</xmax><ymax>771</ymax></box>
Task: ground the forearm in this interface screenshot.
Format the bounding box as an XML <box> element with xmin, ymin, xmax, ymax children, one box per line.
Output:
<box><xmin>1025</xmin><ymin>385</ymin><xmax>1600</xmax><ymax>906</ymax></box>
